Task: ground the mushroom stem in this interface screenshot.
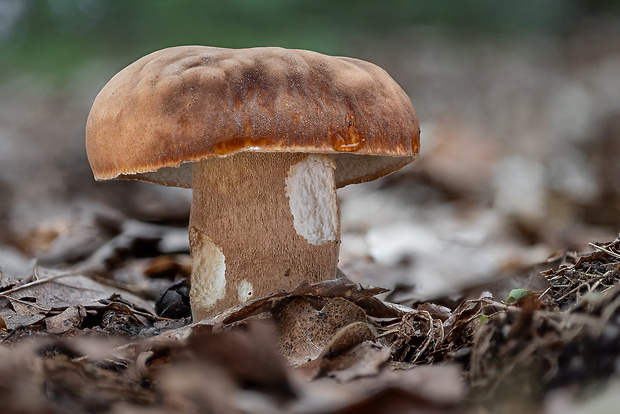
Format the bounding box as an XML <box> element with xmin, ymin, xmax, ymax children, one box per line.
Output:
<box><xmin>189</xmin><ymin>152</ymin><xmax>340</xmax><ymax>319</ymax></box>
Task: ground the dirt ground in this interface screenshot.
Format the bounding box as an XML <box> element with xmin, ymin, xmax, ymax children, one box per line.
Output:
<box><xmin>0</xmin><ymin>18</ymin><xmax>619</xmax><ymax>414</ymax></box>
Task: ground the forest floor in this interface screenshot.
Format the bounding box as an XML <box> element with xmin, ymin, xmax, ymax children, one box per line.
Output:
<box><xmin>1</xmin><ymin>19</ymin><xmax>619</xmax><ymax>414</ymax></box>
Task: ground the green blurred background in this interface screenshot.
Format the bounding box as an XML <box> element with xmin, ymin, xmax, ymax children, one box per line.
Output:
<box><xmin>1</xmin><ymin>0</ymin><xmax>618</xmax><ymax>82</ymax></box>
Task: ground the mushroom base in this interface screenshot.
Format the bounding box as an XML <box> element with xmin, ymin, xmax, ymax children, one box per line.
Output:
<box><xmin>189</xmin><ymin>152</ymin><xmax>340</xmax><ymax>320</ymax></box>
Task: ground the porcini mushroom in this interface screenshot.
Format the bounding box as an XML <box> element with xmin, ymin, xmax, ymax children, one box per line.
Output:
<box><xmin>86</xmin><ymin>46</ymin><xmax>419</xmax><ymax>320</ymax></box>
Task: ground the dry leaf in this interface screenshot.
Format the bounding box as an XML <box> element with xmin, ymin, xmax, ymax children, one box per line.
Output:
<box><xmin>294</xmin><ymin>364</ymin><xmax>465</xmax><ymax>413</ymax></box>
<box><xmin>4</xmin><ymin>267</ymin><xmax>155</xmax><ymax>314</ymax></box>
<box><xmin>275</xmin><ymin>297</ymin><xmax>368</xmax><ymax>366</ymax></box>
<box><xmin>320</xmin><ymin>340</ymin><xmax>391</xmax><ymax>383</ymax></box>
<box><xmin>0</xmin><ymin>297</ymin><xmax>47</xmax><ymax>330</ymax></box>
<box><xmin>45</xmin><ymin>305</ymin><xmax>87</xmax><ymax>334</ymax></box>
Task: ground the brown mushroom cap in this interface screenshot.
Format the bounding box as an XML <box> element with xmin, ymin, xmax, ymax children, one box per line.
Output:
<box><xmin>86</xmin><ymin>46</ymin><xmax>419</xmax><ymax>188</ymax></box>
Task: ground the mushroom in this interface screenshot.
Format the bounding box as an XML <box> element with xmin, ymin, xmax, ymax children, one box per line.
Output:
<box><xmin>86</xmin><ymin>46</ymin><xmax>419</xmax><ymax>320</ymax></box>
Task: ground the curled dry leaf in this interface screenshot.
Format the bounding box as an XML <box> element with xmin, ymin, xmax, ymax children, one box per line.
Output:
<box><xmin>378</xmin><ymin>308</ymin><xmax>444</xmax><ymax>364</ymax></box>
<box><xmin>296</xmin><ymin>322</ymin><xmax>377</xmax><ymax>380</ymax></box>
<box><xmin>374</xmin><ymin>297</ymin><xmax>496</xmax><ymax>365</ymax></box>
<box><xmin>417</xmin><ymin>302</ymin><xmax>453</xmax><ymax>321</ymax></box>
<box><xmin>44</xmin><ymin>305</ymin><xmax>87</xmax><ymax>334</ymax></box>
<box><xmin>275</xmin><ymin>296</ymin><xmax>370</xmax><ymax>366</ymax></box>
<box><xmin>289</xmin><ymin>279</ymin><xmax>390</xmax><ymax>301</ymax></box>
<box><xmin>319</xmin><ymin>322</ymin><xmax>376</xmax><ymax>360</ymax></box>
<box><xmin>155</xmin><ymin>278</ymin><xmax>387</xmax><ymax>341</ymax></box>
<box><xmin>318</xmin><ymin>340</ymin><xmax>392</xmax><ymax>383</ymax></box>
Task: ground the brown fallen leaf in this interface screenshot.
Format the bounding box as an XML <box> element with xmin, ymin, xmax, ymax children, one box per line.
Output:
<box><xmin>319</xmin><ymin>340</ymin><xmax>392</xmax><ymax>383</ymax></box>
<box><xmin>0</xmin><ymin>296</ymin><xmax>47</xmax><ymax>330</ymax></box>
<box><xmin>43</xmin><ymin>354</ymin><xmax>155</xmax><ymax>410</ymax></box>
<box><xmin>297</xmin><ymin>321</ymin><xmax>378</xmax><ymax>380</ymax></box>
<box><xmin>0</xmin><ymin>344</ymin><xmax>54</xmax><ymax>414</ymax></box>
<box><xmin>154</xmin><ymin>278</ymin><xmax>387</xmax><ymax>342</ymax></box>
<box><xmin>153</xmin><ymin>361</ymin><xmax>241</xmax><ymax>414</ymax></box>
<box><xmin>186</xmin><ymin>322</ymin><xmax>295</xmax><ymax>400</ymax></box>
<box><xmin>290</xmin><ymin>279</ymin><xmax>389</xmax><ymax>301</ymax></box>
<box><xmin>293</xmin><ymin>364</ymin><xmax>465</xmax><ymax>414</ymax></box>
<box><xmin>45</xmin><ymin>304</ymin><xmax>87</xmax><ymax>334</ymax></box>
<box><xmin>2</xmin><ymin>267</ymin><xmax>155</xmax><ymax>314</ymax></box>
<box><xmin>275</xmin><ymin>296</ymin><xmax>369</xmax><ymax>366</ymax></box>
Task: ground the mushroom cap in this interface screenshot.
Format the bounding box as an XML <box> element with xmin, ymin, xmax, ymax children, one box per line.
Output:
<box><xmin>86</xmin><ymin>46</ymin><xmax>419</xmax><ymax>188</ymax></box>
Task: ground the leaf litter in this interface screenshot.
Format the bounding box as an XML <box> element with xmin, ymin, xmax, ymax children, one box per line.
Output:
<box><xmin>1</xmin><ymin>229</ymin><xmax>620</xmax><ymax>412</ymax></box>
<box><xmin>3</xmin><ymin>20</ymin><xmax>620</xmax><ymax>413</ymax></box>
<box><xmin>0</xmin><ymin>174</ymin><xmax>616</xmax><ymax>413</ymax></box>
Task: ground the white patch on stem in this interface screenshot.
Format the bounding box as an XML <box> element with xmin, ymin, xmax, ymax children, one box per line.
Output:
<box><xmin>190</xmin><ymin>235</ymin><xmax>226</xmax><ymax>312</ymax></box>
<box><xmin>285</xmin><ymin>154</ymin><xmax>338</xmax><ymax>245</ymax></box>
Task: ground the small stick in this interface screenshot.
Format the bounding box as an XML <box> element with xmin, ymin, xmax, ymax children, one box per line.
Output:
<box><xmin>589</xmin><ymin>242</ymin><xmax>620</xmax><ymax>260</ymax></box>
<box><xmin>32</xmin><ymin>259</ymin><xmax>40</xmax><ymax>281</ymax></box>
<box><xmin>0</xmin><ymin>272</ymin><xmax>78</xmax><ymax>296</ymax></box>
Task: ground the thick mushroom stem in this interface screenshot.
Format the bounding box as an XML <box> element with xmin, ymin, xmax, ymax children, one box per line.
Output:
<box><xmin>189</xmin><ymin>152</ymin><xmax>340</xmax><ymax>320</ymax></box>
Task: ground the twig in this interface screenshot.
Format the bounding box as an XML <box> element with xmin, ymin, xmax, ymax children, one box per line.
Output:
<box><xmin>32</xmin><ymin>259</ymin><xmax>40</xmax><ymax>281</ymax></box>
<box><xmin>0</xmin><ymin>272</ymin><xmax>79</xmax><ymax>296</ymax></box>
<box><xmin>538</xmin><ymin>285</ymin><xmax>552</xmax><ymax>300</ymax></box>
<box><xmin>1</xmin><ymin>296</ymin><xmax>51</xmax><ymax>312</ymax></box>
<box><xmin>555</xmin><ymin>281</ymin><xmax>588</xmax><ymax>303</ymax></box>
<box><xmin>589</xmin><ymin>242</ymin><xmax>620</xmax><ymax>260</ymax></box>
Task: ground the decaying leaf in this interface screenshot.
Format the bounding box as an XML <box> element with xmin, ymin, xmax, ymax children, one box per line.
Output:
<box><xmin>318</xmin><ymin>340</ymin><xmax>392</xmax><ymax>383</ymax></box>
<box><xmin>2</xmin><ymin>267</ymin><xmax>154</xmax><ymax>312</ymax></box>
<box><xmin>44</xmin><ymin>305</ymin><xmax>87</xmax><ymax>334</ymax></box>
<box><xmin>373</xmin><ymin>296</ymin><xmax>495</xmax><ymax>365</ymax></box>
<box><xmin>275</xmin><ymin>296</ymin><xmax>370</xmax><ymax>366</ymax></box>
<box><xmin>0</xmin><ymin>338</ymin><xmax>154</xmax><ymax>414</ymax></box>
<box><xmin>0</xmin><ymin>265</ymin><xmax>161</xmax><ymax>335</ymax></box>
<box><xmin>295</xmin><ymin>363</ymin><xmax>465</xmax><ymax>413</ymax></box>
<box><xmin>0</xmin><ymin>297</ymin><xmax>47</xmax><ymax>330</ymax></box>
<box><xmin>2</xmin><ymin>222</ymin><xmax>619</xmax><ymax>414</ymax></box>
